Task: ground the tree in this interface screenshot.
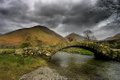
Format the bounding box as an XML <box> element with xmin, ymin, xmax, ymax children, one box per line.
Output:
<box><xmin>83</xmin><ymin>30</ymin><xmax>97</xmax><ymax>41</ymax></box>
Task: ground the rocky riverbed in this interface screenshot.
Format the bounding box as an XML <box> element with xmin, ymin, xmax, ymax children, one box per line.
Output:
<box><xmin>19</xmin><ymin>66</ymin><xmax>67</xmax><ymax>80</ymax></box>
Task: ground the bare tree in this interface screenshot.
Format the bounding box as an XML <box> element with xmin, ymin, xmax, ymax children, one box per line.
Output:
<box><xmin>83</xmin><ymin>30</ymin><xmax>97</xmax><ymax>41</ymax></box>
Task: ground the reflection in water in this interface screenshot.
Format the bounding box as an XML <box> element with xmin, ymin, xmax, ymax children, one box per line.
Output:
<box><xmin>51</xmin><ymin>52</ymin><xmax>120</xmax><ymax>80</ymax></box>
<box><xmin>52</xmin><ymin>52</ymin><xmax>93</xmax><ymax>67</ymax></box>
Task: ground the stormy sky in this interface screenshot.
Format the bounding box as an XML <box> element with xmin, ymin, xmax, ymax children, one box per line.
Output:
<box><xmin>0</xmin><ymin>0</ymin><xmax>120</xmax><ymax>40</ymax></box>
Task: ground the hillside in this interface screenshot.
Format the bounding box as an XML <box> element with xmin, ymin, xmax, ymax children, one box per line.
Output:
<box><xmin>105</xmin><ymin>33</ymin><xmax>120</xmax><ymax>41</ymax></box>
<box><xmin>0</xmin><ymin>25</ymin><xmax>66</xmax><ymax>47</ymax></box>
<box><xmin>65</xmin><ymin>33</ymin><xmax>85</xmax><ymax>42</ymax></box>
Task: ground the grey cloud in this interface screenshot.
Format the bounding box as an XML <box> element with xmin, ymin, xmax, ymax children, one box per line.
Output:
<box><xmin>35</xmin><ymin>3</ymin><xmax>67</xmax><ymax>17</ymax></box>
<box><xmin>0</xmin><ymin>0</ymin><xmax>4</xmax><ymax>3</ymax></box>
<box><xmin>32</xmin><ymin>1</ymin><xmax>71</xmax><ymax>27</ymax></box>
<box><xmin>0</xmin><ymin>0</ymin><xmax>32</xmax><ymax>32</ymax></box>
<box><xmin>62</xmin><ymin>1</ymin><xmax>113</xmax><ymax>28</ymax></box>
<box><xmin>0</xmin><ymin>0</ymin><xmax>29</xmax><ymax>21</ymax></box>
<box><xmin>100</xmin><ymin>20</ymin><xmax>120</xmax><ymax>32</ymax></box>
<box><xmin>59</xmin><ymin>0</ymin><xmax>120</xmax><ymax>39</ymax></box>
<box><xmin>0</xmin><ymin>0</ymin><xmax>119</xmax><ymax>39</ymax></box>
<box><xmin>33</xmin><ymin>0</ymin><xmax>114</xmax><ymax>29</ymax></box>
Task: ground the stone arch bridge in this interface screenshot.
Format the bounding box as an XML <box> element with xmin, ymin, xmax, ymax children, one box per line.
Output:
<box><xmin>41</xmin><ymin>41</ymin><xmax>120</xmax><ymax>61</ymax></box>
<box><xmin>23</xmin><ymin>41</ymin><xmax>120</xmax><ymax>61</ymax></box>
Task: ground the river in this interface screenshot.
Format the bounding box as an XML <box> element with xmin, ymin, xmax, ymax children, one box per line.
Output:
<box><xmin>51</xmin><ymin>52</ymin><xmax>120</xmax><ymax>80</ymax></box>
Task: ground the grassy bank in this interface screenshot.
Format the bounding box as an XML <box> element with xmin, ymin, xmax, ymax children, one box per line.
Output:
<box><xmin>62</xmin><ymin>48</ymin><xmax>94</xmax><ymax>55</ymax></box>
<box><xmin>0</xmin><ymin>54</ymin><xmax>48</xmax><ymax>80</ymax></box>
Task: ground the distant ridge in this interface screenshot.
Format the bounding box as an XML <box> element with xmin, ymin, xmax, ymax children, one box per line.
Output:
<box><xmin>0</xmin><ymin>25</ymin><xmax>66</xmax><ymax>47</ymax></box>
<box><xmin>105</xmin><ymin>33</ymin><xmax>120</xmax><ymax>41</ymax></box>
<box><xmin>65</xmin><ymin>33</ymin><xmax>85</xmax><ymax>42</ymax></box>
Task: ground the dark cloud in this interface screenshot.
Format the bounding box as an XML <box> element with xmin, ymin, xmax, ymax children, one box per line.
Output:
<box><xmin>95</xmin><ymin>0</ymin><xmax>120</xmax><ymax>39</ymax></box>
<box><xmin>0</xmin><ymin>0</ymin><xmax>32</xmax><ymax>32</ymax></box>
<box><xmin>0</xmin><ymin>0</ymin><xmax>4</xmax><ymax>3</ymax></box>
<box><xmin>60</xmin><ymin>0</ymin><xmax>120</xmax><ymax>39</ymax></box>
<box><xmin>33</xmin><ymin>0</ymin><xmax>115</xmax><ymax>29</ymax></box>
<box><xmin>34</xmin><ymin>3</ymin><xmax>67</xmax><ymax>17</ymax></box>
<box><xmin>62</xmin><ymin>4</ymin><xmax>112</xmax><ymax>27</ymax></box>
<box><xmin>0</xmin><ymin>0</ymin><xmax>29</xmax><ymax>22</ymax></box>
<box><xmin>32</xmin><ymin>1</ymin><xmax>70</xmax><ymax>27</ymax></box>
<box><xmin>0</xmin><ymin>0</ymin><xmax>119</xmax><ymax>39</ymax></box>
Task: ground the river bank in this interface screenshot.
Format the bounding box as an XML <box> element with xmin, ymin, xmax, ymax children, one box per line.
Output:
<box><xmin>19</xmin><ymin>52</ymin><xmax>120</xmax><ymax>80</ymax></box>
<box><xmin>1</xmin><ymin>52</ymin><xmax>120</xmax><ymax>80</ymax></box>
<box><xmin>0</xmin><ymin>54</ymin><xmax>47</xmax><ymax>80</ymax></box>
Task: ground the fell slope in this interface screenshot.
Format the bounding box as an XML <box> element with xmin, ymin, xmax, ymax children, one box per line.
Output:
<box><xmin>65</xmin><ymin>33</ymin><xmax>85</xmax><ymax>42</ymax></box>
<box><xmin>105</xmin><ymin>33</ymin><xmax>120</xmax><ymax>41</ymax></box>
<box><xmin>0</xmin><ymin>25</ymin><xmax>66</xmax><ymax>47</ymax></box>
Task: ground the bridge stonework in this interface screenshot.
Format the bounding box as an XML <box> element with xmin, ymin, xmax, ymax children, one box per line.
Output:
<box><xmin>45</xmin><ymin>41</ymin><xmax>120</xmax><ymax>61</ymax></box>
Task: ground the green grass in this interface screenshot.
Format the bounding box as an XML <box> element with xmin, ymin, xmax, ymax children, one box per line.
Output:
<box><xmin>62</xmin><ymin>48</ymin><xmax>94</xmax><ymax>55</ymax></box>
<box><xmin>0</xmin><ymin>54</ymin><xmax>47</xmax><ymax>80</ymax></box>
<box><xmin>0</xmin><ymin>49</ymin><xmax>15</xmax><ymax>54</ymax></box>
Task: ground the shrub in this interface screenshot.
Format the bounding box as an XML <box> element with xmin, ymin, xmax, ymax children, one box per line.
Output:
<box><xmin>20</xmin><ymin>42</ymin><xmax>32</xmax><ymax>48</ymax></box>
<box><xmin>0</xmin><ymin>49</ymin><xmax>15</xmax><ymax>54</ymax></box>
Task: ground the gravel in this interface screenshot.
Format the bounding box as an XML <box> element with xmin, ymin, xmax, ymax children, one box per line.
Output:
<box><xmin>19</xmin><ymin>67</ymin><xmax>68</xmax><ymax>80</ymax></box>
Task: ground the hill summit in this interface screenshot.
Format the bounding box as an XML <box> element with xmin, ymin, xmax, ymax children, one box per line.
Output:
<box><xmin>65</xmin><ymin>33</ymin><xmax>85</xmax><ymax>42</ymax></box>
<box><xmin>0</xmin><ymin>25</ymin><xmax>66</xmax><ymax>47</ymax></box>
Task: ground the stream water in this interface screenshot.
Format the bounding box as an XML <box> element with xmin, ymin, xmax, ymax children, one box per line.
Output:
<box><xmin>51</xmin><ymin>52</ymin><xmax>120</xmax><ymax>80</ymax></box>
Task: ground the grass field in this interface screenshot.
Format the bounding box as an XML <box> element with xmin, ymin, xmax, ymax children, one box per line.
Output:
<box><xmin>62</xmin><ymin>47</ymin><xmax>94</xmax><ymax>55</ymax></box>
<box><xmin>0</xmin><ymin>54</ymin><xmax>47</xmax><ymax>80</ymax></box>
<box><xmin>0</xmin><ymin>47</ymin><xmax>94</xmax><ymax>80</ymax></box>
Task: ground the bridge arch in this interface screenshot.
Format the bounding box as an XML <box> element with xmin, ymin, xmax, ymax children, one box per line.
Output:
<box><xmin>54</xmin><ymin>45</ymin><xmax>108</xmax><ymax>59</ymax></box>
<box><xmin>50</xmin><ymin>42</ymin><xmax>113</xmax><ymax>60</ymax></box>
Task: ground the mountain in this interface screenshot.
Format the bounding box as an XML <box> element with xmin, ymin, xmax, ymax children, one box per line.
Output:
<box><xmin>0</xmin><ymin>25</ymin><xmax>66</xmax><ymax>47</ymax></box>
<box><xmin>65</xmin><ymin>33</ymin><xmax>85</xmax><ymax>42</ymax></box>
<box><xmin>0</xmin><ymin>33</ymin><xmax>2</xmax><ymax>36</ymax></box>
<box><xmin>105</xmin><ymin>33</ymin><xmax>120</xmax><ymax>41</ymax></box>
